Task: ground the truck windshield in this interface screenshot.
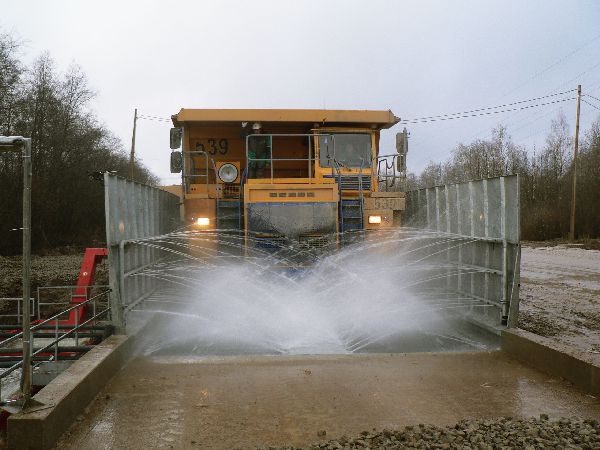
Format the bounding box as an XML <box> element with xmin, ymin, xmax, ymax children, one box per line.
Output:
<box><xmin>318</xmin><ymin>133</ymin><xmax>372</xmax><ymax>168</ymax></box>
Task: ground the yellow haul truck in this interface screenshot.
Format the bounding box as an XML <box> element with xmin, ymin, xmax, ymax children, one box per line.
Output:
<box><xmin>168</xmin><ymin>109</ymin><xmax>407</xmax><ymax>253</ymax></box>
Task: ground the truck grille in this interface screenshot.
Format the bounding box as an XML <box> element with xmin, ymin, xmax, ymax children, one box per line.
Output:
<box><xmin>324</xmin><ymin>175</ymin><xmax>371</xmax><ymax>191</ymax></box>
<box><xmin>298</xmin><ymin>234</ymin><xmax>331</xmax><ymax>250</ymax></box>
<box><xmin>252</xmin><ymin>234</ymin><xmax>287</xmax><ymax>250</ymax></box>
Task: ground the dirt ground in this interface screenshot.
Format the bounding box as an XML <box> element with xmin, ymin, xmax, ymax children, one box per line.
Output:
<box><xmin>0</xmin><ymin>253</ymin><xmax>108</xmax><ymax>317</ymax></box>
<box><xmin>518</xmin><ymin>244</ymin><xmax>600</xmax><ymax>353</ymax></box>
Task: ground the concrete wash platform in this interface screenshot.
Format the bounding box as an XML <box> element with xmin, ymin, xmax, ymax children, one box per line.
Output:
<box><xmin>56</xmin><ymin>351</ymin><xmax>600</xmax><ymax>450</ymax></box>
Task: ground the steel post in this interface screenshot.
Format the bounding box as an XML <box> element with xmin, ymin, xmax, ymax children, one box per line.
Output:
<box><xmin>0</xmin><ymin>137</ymin><xmax>33</xmax><ymax>403</ymax></box>
<box><xmin>21</xmin><ymin>138</ymin><xmax>32</xmax><ymax>401</ymax></box>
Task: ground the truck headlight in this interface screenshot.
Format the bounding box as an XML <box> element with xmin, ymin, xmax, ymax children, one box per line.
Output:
<box><xmin>196</xmin><ymin>217</ymin><xmax>210</xmax><ymax>226</ymax></box>
<box><xmin>368</xmin><ymin>215</ymin><xmax>382</xmax><ymax>224</ymax></box>
<box><xmin>218</xmin><ymin>163</ymin><xmax>238</xmax><ymax>183</ymax></box>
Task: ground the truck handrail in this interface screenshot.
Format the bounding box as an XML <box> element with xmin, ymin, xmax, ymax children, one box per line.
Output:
<box><xmin>183</xmin><ymin>150</ymin><xmax>210</xmax><ymax>194</ymax></box>
<box><xmin>245</xmin><ymin>133</ymin><xmax>323</xmax><ymax>183</ymax></box>
<box><xmin>374</xmin><ymin>154</ymin><xmax>404</xmax><ymax>191</ymax></box>
<box><xmin>244</xmin><ymin>133</ymin><xmax>371</xmax><ymax>184</ymax></box>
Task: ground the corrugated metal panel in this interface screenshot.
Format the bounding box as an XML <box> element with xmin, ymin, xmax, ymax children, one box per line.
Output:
<box><xmin>405</xmin><ymin>175</ymin><xmax>520</xmax><ymax>331</ymax></box>
<box><xmin>104</xmin><ymin>174</ymin><xmax>180</xmax><ymax>331</ymax></box>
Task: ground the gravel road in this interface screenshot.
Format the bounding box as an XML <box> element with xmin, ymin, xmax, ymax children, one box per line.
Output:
<box><xmin>304</xmin><ymin>416</ymin><xmax>599</xmax><ymax>449</ymax></box>
<box><xmin>518</xmin><ymin>245</ymin><xmax>600</xmax><ymax>353</ymax></box>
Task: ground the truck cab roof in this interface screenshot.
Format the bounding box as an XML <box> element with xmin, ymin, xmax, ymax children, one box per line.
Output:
<box><xmin>171</xmin><ymin>108</ymin><xmax>400</xmax><ymax>130</ymax></box>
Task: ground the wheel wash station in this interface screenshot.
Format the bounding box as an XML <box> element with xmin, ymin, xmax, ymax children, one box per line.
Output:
<box><xmin>2</xmin><ymin>111</ymin><xmax>599</xmax><ymax>449</ymax></box>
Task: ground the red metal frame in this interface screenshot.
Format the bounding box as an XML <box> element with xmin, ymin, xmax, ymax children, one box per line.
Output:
<box><xmin>0</xmin><ymin>247</ymin><xmax>108</xmax><ymax>343</ymax></box>
<box><xmin>0</xmin><ymin>248</ymin><xmax>109</xmax><ymax>425</ymax></box>
<box><xmin>62</xmin><ymin>247</ymin><xmax>108</xmax><ymax>326</ymax></box>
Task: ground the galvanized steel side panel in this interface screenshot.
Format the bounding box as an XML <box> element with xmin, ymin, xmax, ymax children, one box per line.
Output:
<box><xmin>104</xmin><ymin>174</ymin><xmax>180</xmax><ymax>331</ymax></box>
<box><xmin>405</xmin><ymin>175</ymin><xmax>520</xmax><ymax>330</ymax></box>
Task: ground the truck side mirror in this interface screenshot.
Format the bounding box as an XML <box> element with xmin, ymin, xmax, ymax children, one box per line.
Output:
<box><xmin>396</xmin><ymin>128</ymin><xmax>408</xmax><ymax>172</ymax></box>
<box><xmin>170</xmin><ymin>151</ymin><xmax>183</xmax><ymax>173</ymax></box>
<box><xmin>170</xmin><ymin>128</ymin><xmax>182</xmax><ymax>150</ymax></box>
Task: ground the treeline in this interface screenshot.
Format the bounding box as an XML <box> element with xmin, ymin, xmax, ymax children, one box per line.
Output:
<box><xmin>0</xmin><ymin>31</ymin><xmax>158</xmax><ymax>255</ymax></box>
<box><xmin>406</xmin><ymin>112</ymin><xmax>600</xmax><ymax>240</ymax></box>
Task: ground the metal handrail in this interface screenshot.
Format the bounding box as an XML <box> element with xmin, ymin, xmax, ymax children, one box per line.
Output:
<box><xmin>210</xmin><ymin>157</ymin><xmax>245</xmax><ymax>231</ymax></box>
<box><xmin>334</xmin><ymin>163</ymin><xmax>344</xmax><ymax>236</ymax></box>
<box><xmin>183</xmin><ymin>150</ymin><xmax>210</xmax><ymax>194</ymax></box>
<box><xmin>0</xmin><ymin>289</ymin><xmax>111</xmax><ymax>399</ymax></box>
<box><xmin>375</xmin><ymin>154</ymin><xmax>402</xmax><ymax>191</ymax></box>
<box><xmin>0</xmin><ymin>298</ymin><xmax>35</xmax><ymax>322</ymax></box>
<box><xmin>183</xmin><ymin>133</ymin><xmax>373</xmax><ymax>187</ymax></box>
<box><xmin>212</xmin><ymin>158</ymin><xmax>221</xmax><ymax>223</ymax></box>
<box><xmin>36</xmin><ymin>284</ymin><xmax>110</xmax><ymax>319</ymax></box>
<box><xmin>358</xmin><ymin>159</ymin><xmax>365</xmax><ymax>228</ymax></box>
<box><xmin>245</xmin><ymin>133</ymin><xmax>343</xmax><ymax>183</ymax></box>
<box><xmin>237</xmin><ymin>167</ymin><xmax>248</xmax><ymax>231</ymax></box>
<box><xmin>185</xmin><ymin>134</ymin><xmax>401</xmax><ymax>195</ymax></box>
<box><xmin>0</xmin><ymin>289</ymin><xmax>110</xmax><ymax>347</ymax></box>
<box><xmin>35</xmin><ymin>284</ymin><xmax>110</xmax><ymax>290</ymax></box>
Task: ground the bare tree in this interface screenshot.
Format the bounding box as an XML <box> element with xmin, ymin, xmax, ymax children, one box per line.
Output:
<box><xmin>408</xmin><ymin>111</ymin><xmax>599</xmax><ymax>240</ymax></box>
<box><xmin>0</xmin><ymin>31</ymin><xmax>158</xmax><ymax>254</ymax></box>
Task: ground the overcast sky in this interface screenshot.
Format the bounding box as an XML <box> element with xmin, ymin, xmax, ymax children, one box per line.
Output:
<box><xmin>2</xmin><ymin>0</ymin><xmax>600</xmax><ymax>183</ymax></box>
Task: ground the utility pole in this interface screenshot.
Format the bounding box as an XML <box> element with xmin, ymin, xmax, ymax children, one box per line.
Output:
<box><xmin>569</xmin><ymin>85</ymin><xmax>581</xmax><ymax>241</ymax></box>
<box><xmin>129</xmin><ymin>108</ymin><xmax>137</xmax><ymax>180</ymax></box>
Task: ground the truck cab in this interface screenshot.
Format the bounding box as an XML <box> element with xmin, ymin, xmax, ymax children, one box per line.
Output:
<box><xmin>168</xmin><ymin>109</ymin><xmax>407</xmax><ymax>253</ymax></box>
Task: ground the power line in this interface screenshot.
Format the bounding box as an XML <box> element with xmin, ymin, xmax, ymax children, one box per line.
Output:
<box><xmin>472</xmin><ymin>57</ymin><xmax>600</xmax><ymax>143</ymax></box>
<box><xmin>464</xmin><ymin>97</ymin><xmax>564</xmax><ymax>147</ymax></box>
<box><xmin>401</xmin><ymin>96</ymin><xmax>575</xmax><ymax>125</ymax></box>
<box><xmin>510</xmin><ymin>105</ymin><xmax>564</xmax><ymax>137</ymax></box>
<box><xmin>485</xmin><ymin>85</ymin><xmax>599</xmax><ymax>144</ymax></box>
<box><xmin>468</xmin><ymin>38</ymin><xmax>600</xmax><ymax>142</ymax></box>
<box><xmin>582</xmin><ymin>99</ymin><xmax>600</xmax><ymax>112</ymax></box>
<box><xmin>409</xmin><ymin>31</ymin><xmax>600</xmax><ymax>143</ymax></box>
<box><xmin>551</xmin><ymin>58</ymin><xmax>600</xmax><ymax>94</ymax></box>
<box><xmin>138</xmin><ymin>117</ymin><xmax>171</xmax><ymax>122</ymax></box>
<box><xmin>138</xmin><ymin>114</ymin><xmax>172</xmax><ymax>123</ymax></box>
<box><xmin>585</xmin><ymin>93</ymin><xmax>600</xmax><ymax>103</ymax></box>
<box><xmin>138</xmin><ymin>114</ymin><xmax>170</xmax><ymax>120</ymax></box>
<box><xmin>586</xmin><ymin>80</ymin><xmax>600</xmax><ymax>94</ymax></box>
<box><xmin>402</xmin><ymin>90</ymin><xmax>575</xmax><ymax>123</ymax></box>
<box><xmin>498</xmin><ymin>32</ymin><xmax>600</xmax><ymax>100</ymax></box>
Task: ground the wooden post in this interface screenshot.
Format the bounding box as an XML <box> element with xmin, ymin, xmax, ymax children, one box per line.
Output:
<box><xmin>569</xmin><ymin>85</ymin><xmax>581</xmax><ymax>241</ymax></box>
<box><xmin>129</xmin><ymin>108</ymin><xmax>137</xmax><ymax>180</ymax></box>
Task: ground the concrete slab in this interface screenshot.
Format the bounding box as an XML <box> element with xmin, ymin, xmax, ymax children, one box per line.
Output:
<box><xmin>503</xmin><ymin>328</ymin><xmax>600</xmax><ymax>394</ymax></box>
<box><xmin>7</xmin><ymin>335</ymin><xmax>131</xmax><ymax>450</ymax></box>
<box><xmin>56</xmin><ymin>351</ymin><xmax>600</xmax><ymax>449</ymax></box>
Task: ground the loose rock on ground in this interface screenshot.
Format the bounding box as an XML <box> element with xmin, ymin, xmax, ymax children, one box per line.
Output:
<box><xmin>271</xmin><ymin>416</ymin><xmax>600</xmax><ymax>449</ymax></box>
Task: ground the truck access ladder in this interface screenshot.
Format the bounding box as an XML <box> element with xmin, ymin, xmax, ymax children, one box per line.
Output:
<box><xmin>214</xmin><ymin>163</ymin><xmax>244</xmax><ymax>255</ymax></box>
